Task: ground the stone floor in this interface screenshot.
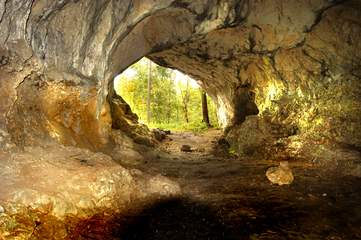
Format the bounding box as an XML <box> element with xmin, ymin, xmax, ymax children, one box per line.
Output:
<box><xmin>0</xmin><ymin>130</ymin><xmax>361</xmax><ymax>239</ymax></box>
<box><xmin>120</xmin><ymin>130</ymin><xmax>361</xmax><ymax>240</ymax></box>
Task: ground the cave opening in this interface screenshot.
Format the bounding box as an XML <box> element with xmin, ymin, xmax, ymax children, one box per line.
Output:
<box><xmin>1</xmin><ymin>0</ymin><xmax>361</xmax><ymax>239</ymax></box>
<box><xmin>112</xmin><ymin>57</ymin><xmax>220</xmax><ymax>133</ymax></box>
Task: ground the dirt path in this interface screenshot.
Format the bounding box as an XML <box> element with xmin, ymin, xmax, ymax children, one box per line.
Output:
<box><xmin>118</xmin><ymin>129</ymin><xmax>361</xmax><ymax>240</ymax></box>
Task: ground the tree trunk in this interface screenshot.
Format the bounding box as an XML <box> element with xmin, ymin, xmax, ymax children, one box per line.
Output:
<box><xmin>201</xmin><ymin>90</ymin><xmax>211</xmax><ymax>127</ymax></box>
<box><xmin>181</xmin><ymin>76</ymin><xmax>190</xmax><ymax>123</ymax></box>
<box><xmin>167</xmin><ymin>71</ymin><xmax>175</xmax><ymax>123</ymax></box>
<box><xmin>147</xmin><ymin>59</ymin><xmax>152</xmax><ymax>124</ymax></box>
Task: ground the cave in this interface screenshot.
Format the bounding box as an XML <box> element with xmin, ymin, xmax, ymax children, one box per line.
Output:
<box><xmin>0</xmin><ymin>1</ymin><xmax>361</xmax><ymax>239</ymax></box>
<box><xmin>112</xmin><ymin>57</ymin><xmax>218</xmax><ymax>129</ymax></box>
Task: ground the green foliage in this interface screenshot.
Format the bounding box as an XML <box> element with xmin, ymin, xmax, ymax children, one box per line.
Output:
<box><xmin>149</xmin><ymin>121</ymin><xmax>214</xmax><ymax>134</ymax></box>
<box><xmin>114</xmin><ymin>58</ymin><xmax>219</xmax><ymax>131</ymax></box>
<box><xmin>228</xmin><ymin>146</ymin><xmax>237</xmax><ymax>156</ymax></box>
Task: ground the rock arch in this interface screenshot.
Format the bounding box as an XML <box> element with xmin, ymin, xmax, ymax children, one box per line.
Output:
<box><xmin>1</xmin><ymin>1</ymin><xmax>361</xmax><ymax>238</ymax></box>
<box><xmin>0</xmin><ymin>0</ymin><xmax>360</xmax><ymax>160</ymax></box>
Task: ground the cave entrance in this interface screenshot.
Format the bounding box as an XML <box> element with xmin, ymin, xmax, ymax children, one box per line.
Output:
<box><xmin>113</xmin><ymin>57</ymin><xmax>219</xmax><ymax>132</ymax></box>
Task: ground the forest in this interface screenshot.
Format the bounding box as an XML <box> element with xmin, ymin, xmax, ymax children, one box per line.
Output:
<box><xmin>114</xmin><ymin>58</ymin><xmax>219</xmax><ymax>132</ymax></box>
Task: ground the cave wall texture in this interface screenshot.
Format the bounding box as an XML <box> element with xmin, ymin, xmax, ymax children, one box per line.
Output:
<box><xmin>0</xmin><ymin>0</ymin><xmax>360</xmax><ymax>161</ymax></box>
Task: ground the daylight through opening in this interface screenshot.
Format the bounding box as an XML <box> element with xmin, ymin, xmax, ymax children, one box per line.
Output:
<box><xmin>113</xmin><ymin>58</ymin><xmax>219</xmax><ymax>132</ymax></box>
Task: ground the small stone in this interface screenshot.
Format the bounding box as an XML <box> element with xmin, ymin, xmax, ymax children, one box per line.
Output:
<box><xmin>152</xmin><ymin>128</ymin><xmax>167</xmax><ymax>141</ymax></box>
<box><xmin>0</xmin><ymin>205</ymin><xmax>5</xmax><ymax>213</ymax></box>
<box><xmin>322</xmin><ymin>193</ymin><xmax>327</xmax><ymax>197</ymax></box>
<box><xmin>266</xmin><ymin>161</ymin><xmax>294</xmax><ymax>185</ymax></box>
<box><xmin>181</xmin><ymin>145</ymin><xmax>192</xmax><ymax>152</ymax></box>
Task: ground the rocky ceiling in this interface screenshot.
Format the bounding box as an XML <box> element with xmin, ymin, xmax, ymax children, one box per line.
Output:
<box><xmin>150</xmin><ymin>0</ymin><xmax>361</xmax><ymax>160</ymax></box>
<box><xmin>0</xmin><ymin>0</ymin><xmax>359</xmax><ymax>158</ymax></box>
<box><xmin>0</xmin><ymin>0</ymin><xmax>361</xmax><ymax>238</ymax></box>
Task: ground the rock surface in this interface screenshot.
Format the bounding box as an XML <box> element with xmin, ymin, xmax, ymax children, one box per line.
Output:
<box><xmin>0</xmin><ymin>146</ymin><xmax>180</xmax><ymax>239</ymax></box>
<box><xmin>0</xmin><ymin>0</ymin><xmax>359</xmax><ymax>160</ymax></box>
<box><xmin>0</xmin><ymin>0</ymin><xmax>360</xmax><ymax>239</ymax></box>
<box><xmin>150</xmin><ymin>0</ymin><xmax>361</xmax><ymax>161</ymax></box>
<box><xmin>152</xmin><ymin>128</ymin><xmax>168</xmax><ymax>142</ymax></box>
<box><xmin>266</xmin><ymin>161</ymin><xmax>294</xmax><ymax>186</ymax></box>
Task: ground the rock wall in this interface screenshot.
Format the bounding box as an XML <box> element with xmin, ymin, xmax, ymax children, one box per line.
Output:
<box><xmin>0</xmin><ymin>0</ymin><xmax>360</xmax><ymax>159</ymax></box>
<box><xmin>150</xmin><ymin>0</ymin><xmax>361</xmax><ymax>161</ymax></box>
<box><xmin>1</xmin><ymin>0</ymin><xmax>361</xmax><ymax>238</ymax></box>
<box><xmin>0</xmin><ymin>0</ymin><xmax>249</xmax><ymax>150</ymax></box>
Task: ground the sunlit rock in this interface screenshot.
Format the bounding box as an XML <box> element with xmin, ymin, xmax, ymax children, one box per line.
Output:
<box><xmin>266</xmin><ymin>161</ymin><xmax>294</xmax><ymax>186</ymax></box>
<box><xmin>226</xmin><ymin>116</ymin><xmax>274</xmax><ymax>158</ymax></box>
<box><xmin>0</xmin><ymin>0</ymin><xmax>360</xmax><ymax>238</ymax></box>
<box><xmin>0</xmin><ymin>146</ymin><xmax>180</xmax><ymax>238</ymax></box>
<box><xmin>1</xmin><ymin>0</ymin><xmax>360</xmax><ymax>161</ymax></box>
<box><xmin>150</xmin><ymin>1</ymin><xmax>361</xmax><ymax>161</ymax></box>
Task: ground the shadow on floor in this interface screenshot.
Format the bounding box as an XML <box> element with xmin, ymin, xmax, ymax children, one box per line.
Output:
<box><xmin>67</xmin><ymin>175</ymin><xmax>361</xmax><ymax>240</ymax></box>
<box><xmin>112</xmin><ymin>187</ymin><xmax>361</xmax><ymax>239</ymax></box>
<box><xmin>114</xmin><ymin>198</ymin><xmax>232</xmax><ymax>240</ymax></box>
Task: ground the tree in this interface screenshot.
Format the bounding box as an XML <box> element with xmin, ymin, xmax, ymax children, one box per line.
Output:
<box><xmin>114</xmin><ymin>57</ymin><xmax>219</xmax><ymax>129</ymax></box>
<box><xmin>180</xmin><ymin>76</ymin><xmax>190</xmax><ymax>123</ymax></box>
<box><xmin>147</xmin><ymin>59</ymin><xmax>152</xmax><ymax>124</ymax></box>
<box><xmin>166</xmin><ymin>71</ymin><xmax>176</xmax><ymax>123</ymax></box>
<box><xmin>201</xmin><ymin>90</ymin><xmax>211</xmax><ymax>127</ymax></box>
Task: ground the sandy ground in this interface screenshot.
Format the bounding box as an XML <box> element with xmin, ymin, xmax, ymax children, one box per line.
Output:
<box><xmin>1</xmin><ymin>129</ymin><xmax>360</xmax><ymax>239</ymax></box>
<box><xmin>116</xmin><ymin>129</ymin><xmax>361</xmax><ymax>240</ymax></box>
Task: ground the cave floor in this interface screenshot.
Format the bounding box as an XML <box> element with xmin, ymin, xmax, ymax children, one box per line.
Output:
<box><xmin>117</xmin><ymin>129</ymin><xmax>361</xmax><ymax>240</ymax></box>
<box><xmin>1</xmin><ymin>130</ymin><xmax>361</xmax><ymax>239</ymax></box>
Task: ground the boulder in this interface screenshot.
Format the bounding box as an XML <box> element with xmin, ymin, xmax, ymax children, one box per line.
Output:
<box><xmin>266</xmin><ymin>161</ymin><xmax>294</xmax><ymax>186</ymax></box>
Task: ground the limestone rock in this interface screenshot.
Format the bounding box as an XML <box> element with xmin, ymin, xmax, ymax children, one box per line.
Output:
<box><xmin>266</xmin><ymin>161</ymin><xmax>294</xmax><ymax>186</ymax></box>
<box><xmin>111</xmin><ymin>94</ymin><xmax>156</xmax><ymax>146</ymax></box>
<box><xmin>152</xmin><ymin>128</ymin><xmax>167</xmax><ymax>141</ymax></box>
<box><xmin>0</xmin><ymin>0</ymin><xmax>359</xmax><ymax>162</ymax></box>
<box><xmin>226</xmin><ymin>116</ymin><xmax>274</xmax><ymax>158</ymax></box>
<box><xmin>0</xmin><ymin>146</ymin><xmax>180</xmax><ymax>238</ymax></box>
<box><xmin>0</xmin><ymin>0</ymin><xmax>361</xmax><ymax>238</ymax></box>
<box><xmin>150</xmin><ymin>1</ymin><xmax>361</xmax><ymax>161</ymax></box>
